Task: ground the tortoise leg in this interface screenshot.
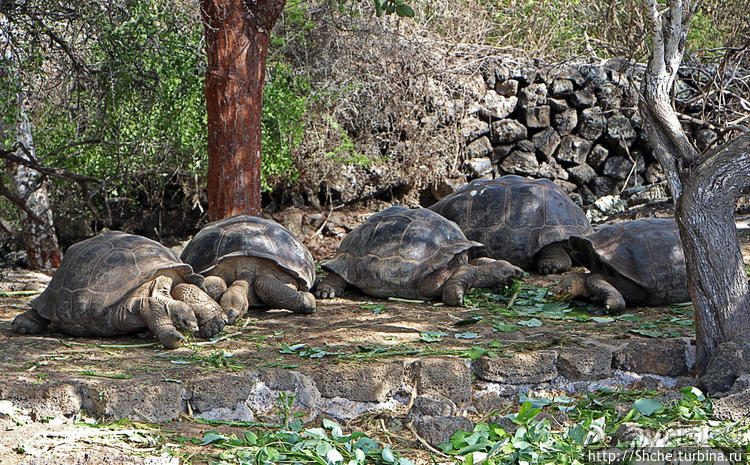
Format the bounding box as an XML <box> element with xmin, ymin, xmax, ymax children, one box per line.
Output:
<box><xmin>202</xmin><ymin>276</ymin><xmax>228</xmax><ymax>301</ymax></box>
<box><xmin>442</xmin><ymin>259</ymin><xmax>523</xmax><ymax>306</ymax></box>
<box><xmin>317</xmin><ymin>272</ymin><xmax>348</xmax><ymax>299</ymax></box>
<box><xmin>11</xmin><ymin>308</ymin><xmax>50</xmax><ymax>334</ymax></box>
<box><xmin>255</xmin><ymin>273</ymin><xmax>316</xmax><ymax>314</ymax></box>
<box><xmin>552</xmin><ymin>273</ymin><xmax>626</xmax><ymax>314</ymax></box>
<box><xmin>171</xmin><ymin>283</ymin><xmax>228</xmax><ymax>338</ymax></box>
<box><xmin>219</xmin><ymin>279</ymin><xmax>250</xmax><ymax>324</ymax></box>
<box><xmin>536</xmin><ymin>242</ymin><xmax>572</xmax><ymax>274</ymax></box>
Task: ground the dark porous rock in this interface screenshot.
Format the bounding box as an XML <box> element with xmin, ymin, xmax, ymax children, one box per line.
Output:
<box><xmin>492</xmin><ymin>119</ymin><xmax>528</xmax><ymax>144</ymax></box>
<box><xmin>523</xmin><ymin>105</ymin><xmax>551</xmax><ymax>129</ymax></box>
<box><xmin>613</xmin><ymin>422</ymin><xmax>655</xmax><ymax>447</ymax></box>
<box><xmin>516</xmin><ymin>139</ymin><xmax>536</xmax><ymax>153</ymax></box>
<box><xmin>464</xmin><ymin>157</ymin><xmax>493</xmax><ymax>177</ymax></box>
<box><xmin>313</xmin><ymin>362</ymin><xmax>404</xmax><ymax>402</ymax></box>
<box><xmin>480</xmin><ymin>90</ymin><xmax>518</xmax><ymax>120</ymax></box>
<box><xmin>624</xmin><ymin>183</ymin><xmax>669</xmax><ymax>206</ymax></box>
<box><xmin>552</xmin><ymin>108</ymin><xmax>578</xmax><ymax>136</ymax></box>
<box><xmin>473</xmin><ymin>391</ymin><xmax>515</xmax><ymax>415</ymax></box>
<box><xmin>481</xmin><ymin>65</ymin><xmax>497</xmax><ymax>89</ymax></box>
<box><xmin>602</xmin><ymin>155</ymin><xmax>634</xmax><ymax>181</ymax></box>
<box><xmin>550</xmin><ymin>78</ymin><xmax>574</xmax><ymax>97</ymax></box>
<box><xmin>578</xmin><ymin>107</ymin><xmax>607</xmax><ymax>140</ymax></box>
<box><xmin>412</xmin><ymin>415</ymin><xmax>474</xmax><ymax>447</ymax></box>
<box><xmin>644</xmin><ymin>163</ymin><xmax>665</xmax><ymax>184</ymax></box>
<box><xmin>532</xmin><ymin>127</ymin><xmax>562</xmax><ymax>160</ymax></box>
<box><xmin>431</xmin><ymin>176</ymin><xmax>468</xmax><ymax>199</ymax></box>
<box><xmin>694</xmin><ymin>128</ymin><xmax>718</xmax><ymax>152</ymax></box>
<box><xmin>614</xmin><ymin>338</ymin><xmax>687</xmax><ymax>377</ymax></box>
<box><xmin>518</xmin><ymin>83</ymin><xmax>548</xmax><ymax>108</ymax></box>
<box><xmin>578</xmin><ymin>65</ymin><xmax>608</xmax><ymax>85</ymax></box>
<box><xmin>554</xmin><ymin>179</ymin><xmax>578</xmax><ymax>194</ymax></box>
<box><xmin>500</xmin><ymin>150</ymin><xmax>540</xmax><ymax>176</ymax></box>
<box><xmin>605</xmin><ymin>114</ymin><xmax>637</xmax><ymax>153</ymax></box>
<box><xmin>587</xmin><ymin>144</ymin><xmax>609</xmax><ymax>170</ymax></box>
<box><xmin>460</xmin><ymin>116</ymin><xmax>490</xmax><ymax>142</ymax></box>
<box><xmin>712</xmin><ymin>388</ymin><xmax>750</xmax><ymax>421</ymax></box>
<box><xmin>555</xmin><ymin>135</ymin><xmax>591</xmax><ymax>165</ymax></box>
<box><xmin>511</xmin><ymin>67</ymin><xmax>538</xmax><ymax>86</ymax></box>
<box><xmin>570</xmin><ymin>87</ymin><xmax>596</xmax><ymax>108</ymax></box>
<box><xmin>537</xmin><ymin>160</ymin><xmax>569</xmax><ymax>180</ymax></box>
<box><xmin>410</xmin><ymin>393</ymin><xmax>458</xmax><ymax>417</ymax></box>
<box><xmin>700</xmin><ymin>339</ymin><xmax>750</xmax><ymax>394</ymax></box>
<box><xmin>594</xmin><ymin>81</ymin><xmax>623</xmax><ymax>110</ymax></box>
<box><xmin>575</xmin><ymin>184</ymin><xmax>596</xmax><ymax>204</ymax></box>
<box><xmin>567</xmin><ymin>163</ymin><xmax>597</xmax><ymax>185</ymax></box>
<box><xmin>474</xmin><ymin>350</ymin><xmax>557</xmax><ymax>384</ymax></box>
<box><xmin>496</xmin><ymin>79</ymin><xmax>519</xmax><ymax>97</ymax></box>
<box><xmin>548</xmin><ymin>97</ymin><xmax>569</xmax><ymax>112</ymax></box>
<box><xmin>492</xmin><ymin>144</ymin><xmax>514</xmax><ymax>163</ymax></box>
<box><xmin>557</xmin><ymin>346</ymin><xmax>613</xmax><ymax>380</ymax></box>
<box><xmin>413</xmin><ymin>357</ymin><xmax>472</xmax><ymax>404</ymax></box>
<box><xmin>589</xmin><ymin>176</ymin><xmax>619</xmax><ymax>198</ymax></box>
<box><xmin>466</xmin><ymin>136</ymin><xmax>493</xmax><ymax>158</ymax></box>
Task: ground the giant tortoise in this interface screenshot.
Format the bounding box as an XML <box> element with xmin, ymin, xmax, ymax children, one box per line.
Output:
<box><xmin>317</xmin><ymin>206</ymin><xmax>523</xmax><ymax>305</ymax></box>
<box><xmin>428</xmin><ymin>176</ymin><xmax>593</xmax><ymax>274</ymax></box>
<box><xmin>11</xmin><ymin>231</ymin><xmax>227</xmax><ymax>349</ymax></box>
<box><xmin>552</xmin><ymin>218</ymin><xmax>690</xmax><ymax>313</ymax></box>
<box><xmin>180</xmin><ymin>215</ymin><xmax>316</xmax><ymax>320</ymax></box>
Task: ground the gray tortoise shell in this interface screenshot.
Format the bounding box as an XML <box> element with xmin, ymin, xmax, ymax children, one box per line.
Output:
<box><xmin>32</xmin><ymin>231</ymin><xmax>193</xmax><ymax>336</ymax></box>
<box><xmin>429</xmin><ymin>175</ymin><xmax>593</xmax><ymax>268</ymax></box>
<box><xmin>568</xmin><ymin>218</ymin><xmax>689</xmax><ymax>303</ymax></box>
<box><xmin>180</xmin><ymin>215</ymin><xmax>315</xmax><ymax>291</ymax></box>
<box><xmin>322</xmin><ymin>206</ymin><xmax>482</xmax><ymax>298</ymax></box>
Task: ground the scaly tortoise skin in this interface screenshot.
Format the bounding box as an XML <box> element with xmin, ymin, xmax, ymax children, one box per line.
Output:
<box><xmin>318</xmin><ymin>206</ymin><xmax>522</xmax><ymax>305</ymax></box>
<box><xmin>553</xmin><ymin>218</ymin><xmax>690</xmax><ymax>313</ymax></box>
<box><xmin>429</xmin><ymin>176</ymin><xmax>593</xmax><ymax>274</ymax></box>
<box><xmin>180</xmin><ymin>215</ymin><xmax>316</xmax><ymax>319</ymax></box>
<box><xmin>11</xmin><ymin>231</ymin><xmax>226</xmax><ymax>349</ymax></box>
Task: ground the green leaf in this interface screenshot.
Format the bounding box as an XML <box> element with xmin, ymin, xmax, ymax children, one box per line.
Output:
<box><xmin>591</xmin><ymin>316</ymin><xmax>615</xmax><ymax>323</ymax></box>
<box><xmin>419</xmin><ymin>330</ymin><xmax>447</xmax><ymax>342</ymax></box>
<box><xmin>199</xmin><ymin>430</ymin><xmax>228</xmax><ymax>445</ymax></box>
<box><xmin>395</xmin><ymin>3</ymin><xmax>415</xmax><ymax>17</ymax></box>
<box><xmin>454</xmin><ymin>316</ymin><xmax>483</xmax><ymax>326</ymax></box>
<box><xmin>493</xmin><ymin>322</ymin><xmax>518</xmax><ymax>333</ymax></box>
<box><xmin>629</xmin><ymin>329</ymin><xmax>667</xmax><ymax>338</ymax></box>
<box><xmin>454</xmin><ymin>332</ymin><xmax>480</xmax><ymax>339</ymax></box>
<box><xmin>461</xmin><ymin>346</ymin><xmax>489</xmax><ymax>361</ymax></box>
<box><xmin>382</xmin><ymin>446</ymin><xmax>396</xmax><ymax>463</ymax></box>
<box><xmin>633</xmin><ymin>398</ymin><xmax>663</xmax><ymax>416</ymax></box>
<box><xmin>280</xmin><ymin>343</ymin><xmax>306</xmax><ymax>353</ymax></box>
<box><xmin>517</xmin><ymin>318</ymin><xmax>543</xmax><ymax>327</ymax></box>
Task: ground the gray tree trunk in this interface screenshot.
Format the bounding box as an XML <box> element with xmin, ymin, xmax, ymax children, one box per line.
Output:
<box><xmin>3</xmin><ymin>95</ymin><xmax>62</xmax><ymax>269</ymax></box>
<box><xmin>640</xmin><ymin>0</ymin><xmax>750</xmax><ymax>380</ymax></box>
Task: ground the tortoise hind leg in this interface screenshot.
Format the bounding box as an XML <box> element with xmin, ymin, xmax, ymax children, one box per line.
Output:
<box><xmin>442</xmin><ymin>259</ymin><xmax>523</xmax><ymax>306</ymax></box>
<box><xmin>256</xmin><ymin>273</ymin><xmax>316</xmax><ymax>314</ymax></box>
<box><xmin>11</xmin><ymin>308</ymin><xmax>50</xmax><ymax>334</ymax></box>
<box><xmin>536</xmin><ymin>242</ymin><xmax>572</xmax><ymax>274</ymax></box>
<box><xmin>317</xmin><ymin>272</ymin><xmax>347</xmax><ymax>299</ymax></box>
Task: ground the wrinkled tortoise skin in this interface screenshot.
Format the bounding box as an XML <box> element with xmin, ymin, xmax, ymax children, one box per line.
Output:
<box><xmin>180</xmin><ymin>215</ymin><xmax>315</xmax><ymax>291</ymax></box>
<box><xmin>429</xmin><ymin>175</ymin><xmax>592</xmax><ymax>268</ymax></box>
<box><xmin>322</xmin><ymin>206</ymin><xmax>483</xmax><ymax>298</ymax></box>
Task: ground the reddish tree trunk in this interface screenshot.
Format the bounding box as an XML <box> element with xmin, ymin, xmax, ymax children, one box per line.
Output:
<box><xmin>201</xmin><ymin>0</ymin><xmax>286</xmax><ymax>221</ymax></box>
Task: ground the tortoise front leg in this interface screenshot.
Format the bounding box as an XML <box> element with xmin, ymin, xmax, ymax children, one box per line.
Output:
<box><xmin>442</xmin><ymin>259</ymin><xmax>523</xmax><ymax>306</ymax></box>
<box><xmin>11</xmin><ymin>308</ymin><xmax>50</xmax><ymax>334</ymax></box>
<box><xmin>536</xmin><ymin>242</ymin><xmax>573</xmax><ymax>275</ymax></box>
<box><xmin>316</xmin><ymin>272</ymin><xmax>348</xmax><ymax>299</ymax></box>
<box><xmin>218</xmin><ymin>279</ymin><xmax>251</xmax><ymax>324</ymax></box>
<box><xmin>553</xmin><ymin>273</ymin><xmax>626</xmax><ymax>313</ymax></box>
<box><xmin>172</xmin><ymin>283</ymin><xmax>228</xmax><ymax>338</ymax></box>
<box><xmin>255</xmin><ymin>273</ymin><xmax>316</xmax><ymax>314</ymax></box>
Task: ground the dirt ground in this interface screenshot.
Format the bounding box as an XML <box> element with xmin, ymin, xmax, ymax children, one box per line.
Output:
<box><xmin>1</xmin><ymin>210</ymin><xmax>749</xmax><ymax>464</ymax></box>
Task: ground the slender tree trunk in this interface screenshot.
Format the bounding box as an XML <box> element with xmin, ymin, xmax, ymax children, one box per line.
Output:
<box><xmin>3</xmin><ymin>96</ymin><xmax>62</xmax><ymax>269</ymax></box>
<box><xmin>676</xmin><ymin>134</ymin><xmax>750</xmax><ymax>374</ymax></box>
<box><xmin>640</xmin><ymin>0</ymin><xmax>750</xmax><ymax>379</ymax></box>
<box><xmin>200</xmin><ymin>0</ymin><xmax>286</xmax><ymax>221</ymax></box>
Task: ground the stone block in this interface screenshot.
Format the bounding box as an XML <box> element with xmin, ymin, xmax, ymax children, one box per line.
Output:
<box><xmin>523</xmin><ymin>105</ymin><xmax>551</xmax><ymax>128</ymax></box>
<box><xmin>532</xmin><ymin>127</ymin><xmax>561</xmax><ymax>160</ymax></box>
<box><xmin>602</xmin><ymin>156</ymin><xmax>634</xmax><ymax>180</ymax></box>
<box><xmin>500</xmin><ymin>150</ymin><xmax>540</xmax><ymax>177</ymax></box>
<box><xmin>518</xmin><ymin>83</ymin><xmax>547</xmax><ymax>108</ymax></box>
<box><xmin>550</xmin><ymin>78</ymin><xmax>574</xmax><ymax>96</ymax></box>
<box><xmin>464</xmin><ymin>157</ymin><xmax>493</xmax><ymax>177</ymax></box>
<box><xmin>614</xmin><ymin>339</ymin><xmax>687</xmax><ymax>377</ymax></box>
<box><xmin>313</xmin><ymin>362</ymin><xmax>404</xmax><ymax>402</ymax></box>
<box><xmin>578</xmin><ymin>107</ymin><xmax>606</xmax><ymax>140</ymax></box>
<box><xmin>460</xmin><ymin>116</ymin><xmax>490</xmax><ymax>142</ymax></box>
<box><xmin>495</xmin><ymin>79</ymin><xmax>519</xmax><ymax>97</ymax></box>
<box><xmin>413</xmin><ymin>415</ymin><xmax>473</xmax><ymax>447</ymax></box>
<box><xmin>587</xmin><ymin>144</ymin><xmax>609</xmax><ymax>170</ymax></box>
<box><xmin>555</xmin><ymin>135</ymin><xmax>591</xmax><ymax>165</ymax></box>
<box><xmin>557</xmin><ymin>347</ymin><xmax>613</xmax><ymax>380</ymax></box>
<box><xmin>605</xmin><ymin>114</ymin><xmax>637</xmax><ymax>153</ymax></box>
<box><xmin>570</xmin><ymin>88</ymin><xmax>596</xmax><ymax>108</ymax></box>
<box><xmin>479</xmin><ymin>90</ymin><xmax>518</xmax><ymax>120</ymax></box>
<box><xmin>567</xmin><ymin>163</ymin><xmax>597</xmax><ymax>185</ymax></box>
<box><xmin>466</xmin><ymin>136</ymin><xmax>493</xmax><ymax>158</ymax></box>
<box><xmin>492</xmin><ymin>119</ymin><xmax>527</xmax><ymax>144</ymax></box>
<box><xmin>413</xmin><ymin>357</ymin><xmax>472</xmax><ymax>404</ymax></box>
<box><xmin>552</xmin><ymin>108</ymin><xmax>578</xmax><ymax>136</ymax></box>
<box><xmin>474</xmin><ymin>350</ymin><xmax>557</xmax><ymax>384</ymax></box>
